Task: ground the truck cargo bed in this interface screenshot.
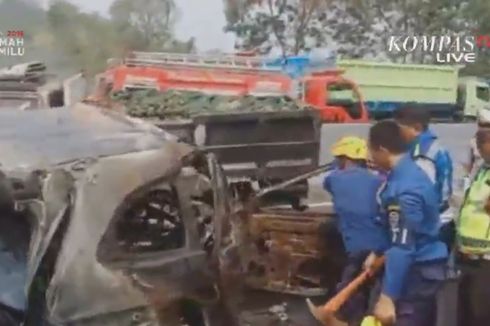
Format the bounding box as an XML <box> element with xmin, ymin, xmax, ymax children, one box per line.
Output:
<box><xmin>153</xmin><ymin>110</ymin><xmax>321</xmax><ymax>180</ymax></box>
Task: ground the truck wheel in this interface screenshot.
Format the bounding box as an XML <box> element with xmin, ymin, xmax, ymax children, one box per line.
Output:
<box><xmin>452</xmin><ymin>113</ymin><xmax>463</xmax><ymax>123</ymax></box>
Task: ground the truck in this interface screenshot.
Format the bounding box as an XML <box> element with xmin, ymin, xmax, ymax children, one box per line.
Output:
<box><xmin>95</xmin><ymin>51</ymin><xmax>369</xmax><ymax>123</ymax></box>
<box><xmin>338</xmin><ymin>60</ymin><xmax>490</xmax><ymax>120</ymax></box>
<box><xmin>0</xmin><ymin>61</ymin><xmax>87</xmax><ymax>110</ymax></box>
<box><xmin>88</xmin><ymin>53</ymin><xmax>325</xmax><ymax>209</ymax></box>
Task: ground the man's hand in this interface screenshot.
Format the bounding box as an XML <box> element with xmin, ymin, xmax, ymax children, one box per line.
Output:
<box><xmin>373</xmin><ymin>293</ymin><xmax>396</xmax><ymax>326</ymax></box>
<box><xmin>363</xmin><ymin>252</ymin><xmax>378</xmax><ymax>276</ymax></box>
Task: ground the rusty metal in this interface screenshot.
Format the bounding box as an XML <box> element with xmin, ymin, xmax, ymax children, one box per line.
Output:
<box><xmin>239</xmin><ymin>209</ymin><xmax>333</xmax><ymax>296</ymax></box>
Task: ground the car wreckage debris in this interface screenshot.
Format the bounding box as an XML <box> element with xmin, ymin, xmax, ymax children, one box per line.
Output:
<box><xmin>110</xmin><ymin>89</ymin><xmax>313</xmax><ymax>119</ymax></box>
<box><xmin>240</xmin><ymin>210</ymin><xmax>331</xmax><ymax>296</ymax></box>
<box><xmin>0</xmin><ymin>105</ymin><xmax>338</xmax><ymax>325</ymax></box>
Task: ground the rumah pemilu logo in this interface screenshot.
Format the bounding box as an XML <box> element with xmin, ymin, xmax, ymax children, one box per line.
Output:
<box><xmin>387</xmin><ymin>35</ymin><xmax>490</xmax><ymax>64</ymax></box>
<box><xmin>0</xmin><ymin>30</ymin><xmax>25</xmax><ymax>56</ymax></box>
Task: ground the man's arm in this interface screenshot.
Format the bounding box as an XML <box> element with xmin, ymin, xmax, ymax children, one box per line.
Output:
<box><xmin>382</xmin><ymin>190</ymin><xmax>423</xmax><ymax>300</ymax></box>
<box><xmin>323</xmin><ymin>173</ymin><xmax>332</xmax><ymax>193</ymax></box>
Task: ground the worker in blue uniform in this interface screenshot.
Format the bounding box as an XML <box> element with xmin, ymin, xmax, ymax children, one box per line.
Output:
<box><xmin>367</xmin><ymin>121</ymin><xmax>448</xmax><ymax>326</ymax></box>
<box><xmin>310</xmin><ymin>136</ymin><xmax>389</xmax><ymax>326</ymax></box>
<box><xmin>394</xmin><ymin>106</ymin><xmax>454</xmax><ymax>251</ymax></box>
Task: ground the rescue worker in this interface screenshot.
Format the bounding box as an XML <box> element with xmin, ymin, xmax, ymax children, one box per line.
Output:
<box><xmin>315</xmin><ymin>136</ymin><xmax>389</xmax><ymax>326</ymax></box>
<box><xmin>464</xmin><ymin>110</ymin><xmax>490</xmax><ymax>182</ymax></box>
<box><xmin>456</xmin><ymin>128</ymin><xmax>490</xmax><ymax>326</ymax></box>
<box><xmin>367</xmin><ymin>121</ymin><xmax>448</xmax><ymax>326</ymax></box>
<box><xmin>393</xmin><ymin>106</ymin><xmax>454</xmax><ymax>250</ymax></box>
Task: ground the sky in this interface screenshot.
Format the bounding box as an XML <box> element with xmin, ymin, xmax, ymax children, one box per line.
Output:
<box><xmin>64</xmin><ymin>0</ymin><xmax>235</xmax><ymax>51</ymax></box>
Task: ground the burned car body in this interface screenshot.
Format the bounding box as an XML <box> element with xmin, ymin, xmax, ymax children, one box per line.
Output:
<box><xmin>0</xmin><ymin>104</ymin><xmax>232</xmax><ymax>325</ymax></box>
<box><xmin>0</xmin><ymin>103</ymin><xmax>343</xmax><ymax>325</ymax></box>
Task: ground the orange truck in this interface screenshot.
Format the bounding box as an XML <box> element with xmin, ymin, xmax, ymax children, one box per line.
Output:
<box><xmin>93</xmin><ymin>51</ymin><xmax>369</xmax><ymax>123</ymax></box>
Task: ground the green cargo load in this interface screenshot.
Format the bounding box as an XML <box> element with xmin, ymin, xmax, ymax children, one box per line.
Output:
<box><xmin>111</xmin><ymin>89</ymin><xmax>311</xmax><ymax>120</ymax></box>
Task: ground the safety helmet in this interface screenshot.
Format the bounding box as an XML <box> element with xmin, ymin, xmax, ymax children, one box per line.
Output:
<box><xmin>331</xmin><ymin>136</ymin><xmax>368</xmax><ymax>160</ymax></box>
<box><xmin>361</xmin><ymin>316</ymin><xmax>382</xmax><ymax>326</ymax></box>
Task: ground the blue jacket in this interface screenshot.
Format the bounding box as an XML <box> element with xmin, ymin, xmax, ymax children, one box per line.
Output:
<box><xmin>323</xmin><ymin>166</ymin><xmax>390</xmax><ymax>255</ymax></box>
<box><xmin>379</xmin><ymin>155</ymin><xmax>448</xmax><ymax>300</ymax></box>
<box><xmin>409</xmin><ymin>129</ymin><xmax>453</xmax><ymax>212</ymax></box>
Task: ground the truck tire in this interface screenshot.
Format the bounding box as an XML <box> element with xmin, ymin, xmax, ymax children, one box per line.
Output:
<box><xmin>452</xmin><ymin>112</ymin><xmax>464</xmax><ymax>123</ymax></box>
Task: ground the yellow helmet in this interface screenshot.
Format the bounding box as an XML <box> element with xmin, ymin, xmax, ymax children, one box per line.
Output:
<box><xmin>361</xmin><ymin>316</ymin><xmax>383</xmax><ymax>326</ymax></box>
<box><xmin>331</xmin><ymin>136</ymin><xmax>368</xmax><ymax>160</ymax></box>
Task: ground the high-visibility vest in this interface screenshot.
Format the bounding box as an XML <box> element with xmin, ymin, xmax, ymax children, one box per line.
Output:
<box><xmin>458</xmin><ymin>167</ymin><xmax>490</xmax><ymax>254</ymax></box>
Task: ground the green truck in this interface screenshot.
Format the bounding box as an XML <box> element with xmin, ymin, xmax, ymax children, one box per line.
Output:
<box><xmin>338</xmin><ymin>60</ymin><xmax>490</xmax><ymax>120</ymax></box>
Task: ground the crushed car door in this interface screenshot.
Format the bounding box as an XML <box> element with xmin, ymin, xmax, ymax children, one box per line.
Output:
<box><xmin>95</xmin><ymin>150</ymin><xmax>233</xmax><ymax>312</ymax></box>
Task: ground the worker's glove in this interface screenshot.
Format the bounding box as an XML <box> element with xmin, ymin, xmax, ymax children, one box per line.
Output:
<box><xmin>373</xmin><ymin>293</ymin><xmax>396</xmax><ymax>326</ymax></box>
<box><xmin>363</xmin><ymin>252</ymin><xmax>379</xmax><ymax>276</ymax></box>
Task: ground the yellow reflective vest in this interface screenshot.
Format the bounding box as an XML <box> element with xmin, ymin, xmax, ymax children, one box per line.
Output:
<box><xmin>458</xmin><ymin>166</ymin><xmax>490</xmax><ymax>254</ymax></box>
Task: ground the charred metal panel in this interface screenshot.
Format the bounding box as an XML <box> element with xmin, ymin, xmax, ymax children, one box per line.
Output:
<box><xmin>239</xmin><ymin>210</ymin><xmax>331</xmax><ymax>296</ymax></box>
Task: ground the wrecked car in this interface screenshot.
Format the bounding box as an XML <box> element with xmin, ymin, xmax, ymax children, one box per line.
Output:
<box><xmin>0</xmin><ymin>103</ymin><xmax>342</xmax><ymax>325</ymax></box>
<box><xmin>0</xmin><ymin>103</ymin><xmax>237</xmax><ymax>325</ymax></box>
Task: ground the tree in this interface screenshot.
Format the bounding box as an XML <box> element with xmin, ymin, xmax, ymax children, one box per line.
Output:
<box><xmin>223</xmin><ymin>0</ymin><xmax>261</xmax><ymax>24</ymax></box>
<box><xmin>226</xmin><ymin>0</ymin><xmax>330</xmax><ymax>55</ymax></box>
<box><xmin>225</xmin><ymin>0</ymin><xmax>472</xmax><ymax>62</ymax></box>
<box><xmin>318</xmin><ymin>0</ymin><xmax>380</xmax><ymax>58</ymax></box>
<box><xmin>47</xmin><ymin>1</ymin><xmax>121</xmax><ymax>75</ymax></box>
<box><xmin>224</xmin><ymin>0</ymin><xmax>386</xmax><ymax>57</ymax></box>
<box><xmin>363</xmin><ymin>0</ymin><xmax>470</xmax><ymax>63</ymax></box>
<box><xmin>109</xmin><ymin>0</ymin><xmax>178</xmax><ymax>50</ymax></box>
<box><xmin>461</xmin><ymin>0</ymin><xmax>490</xmax><ymax>77</ymax></box>
<box><xmin>45</xmin><ymin>0</ymin><xmax>194</xmax><ymax>76</ymax></box>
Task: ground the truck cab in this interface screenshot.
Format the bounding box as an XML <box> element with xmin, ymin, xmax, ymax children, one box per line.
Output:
<box><xmin>458</xmin><ymin>76</ymin><xmax>490</xmax><ymax>119</ymax></box>
<box><xmin>301</xmin><ymin>72</ymin><xmax>367</xmax><ymax>122</ymax></box>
